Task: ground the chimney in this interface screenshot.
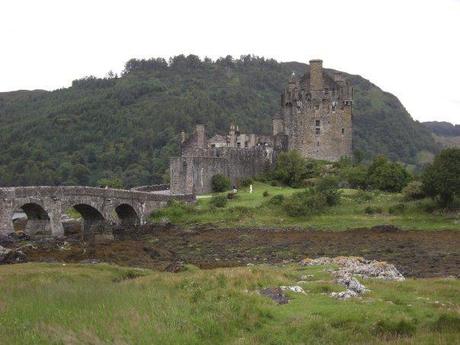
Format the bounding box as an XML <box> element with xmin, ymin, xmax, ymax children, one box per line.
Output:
<box><xmin>195</xmin><ymin>124</ymin><xmax>206</xmax><ymax>148</ymax></box>
<box><xmin>309</xmin><ymin>59</ymin><xmax>323</xmax><ymax>91</ymax></box>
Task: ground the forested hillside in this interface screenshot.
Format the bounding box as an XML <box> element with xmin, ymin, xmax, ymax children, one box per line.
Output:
<box><xmin>0</xmin><ymin>55</ymin><xmax>439</xmax><ymax>187</ymax></box>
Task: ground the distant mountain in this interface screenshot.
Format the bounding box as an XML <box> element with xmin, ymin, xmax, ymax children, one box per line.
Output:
<box><xmin>423</xmin><ymin>121</ymin><xmax>460</xmax><ymax>137</ymax></box>
<box><xmin>423</xmin><ymin>121</ymin><xmax>460</xmax><ymax>148</ymax></box>
<box><xmin>0</xmin><ymin>55</ymin><xmax>440</xmax><ymax>187</ymax></box>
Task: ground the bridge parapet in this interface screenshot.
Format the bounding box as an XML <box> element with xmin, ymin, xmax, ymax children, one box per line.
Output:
<box><xmin>0</xmin><ymin>186</ymin><xmax>195</xmax><ymax>237</ymax></box>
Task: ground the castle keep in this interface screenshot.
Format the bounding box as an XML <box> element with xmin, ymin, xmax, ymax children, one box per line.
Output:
<box><xmin>170</xmin><ymin>60</ymin><xmax>353</xmax><ymax>194</ymax></box>
<box><xmin>273</xmin><ymin>59</ymin><xmax>353</xmax><ymax>161</ymax></box>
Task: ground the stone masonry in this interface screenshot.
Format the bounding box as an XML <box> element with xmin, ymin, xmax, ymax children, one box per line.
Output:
<box><xmin>170</xmin><ymin>59</ymin><xmax>353</xmax><ymax>194</ymax></box>
<box><xmin>0</xmin><ymin>186</ymin><xmax>194</xmax><ymax>237</ymax></box>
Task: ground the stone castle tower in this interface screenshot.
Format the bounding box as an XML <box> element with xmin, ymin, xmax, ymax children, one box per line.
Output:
<box><xmin>273</xmin><ymin>59</ymin><xmax>353</xmax><ymax>161</ymax></box>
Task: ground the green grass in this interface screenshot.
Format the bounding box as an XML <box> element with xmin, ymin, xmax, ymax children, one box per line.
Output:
<box><xmin>0</xmin><ymin>263</ymin><xmax>458</xmax><ymax>344</ymax></box>
<box><xmin>151</xmin><ymin>182</ymin><xmax>459</xmax><ymax>231</ymax></box>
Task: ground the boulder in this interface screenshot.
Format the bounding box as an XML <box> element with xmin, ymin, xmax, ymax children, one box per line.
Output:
<box><xmin>259</xmin><ymin>287</ymin><xmax>289</xmax><ymax>304</ymax></box>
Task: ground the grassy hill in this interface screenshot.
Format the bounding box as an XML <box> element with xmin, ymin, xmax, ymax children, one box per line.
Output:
<box><xmin>0</xmin><ymin>55</ymin><xmax>439</xmax><ymax>187</ymax></box>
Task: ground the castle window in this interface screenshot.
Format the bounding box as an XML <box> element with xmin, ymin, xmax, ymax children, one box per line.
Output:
<box><xmin>342</xmin><ymin>128</ymin><xmax>345</xmax><ymax>135</ymax></box>
<box><xmin>315</xmin><ymin>128</ymin><xmax>320</xmax><ymax>135</ymax></box>
<box><xmin>315</xmin><ymin>120</ymin><xmax>320</xmax><ymax>127</ymax></box>
<box><xmin>237</xmin><ymin>142</ymin><xmax>241</xmax><ymax>148</ymax></box>
<box><xmin>211</xmin><ymin>144</ymin><xmax>216</xmax><ymax>148</ymax></box>
<box><xmin>245</xmin><ymin>141</ymin><xmax>248</xmax><ymax>148</ymax></box>
<box><xmin>317</xmin><ymin>141</ymin><xmax>320</xmax><ymax>146</ymax></box>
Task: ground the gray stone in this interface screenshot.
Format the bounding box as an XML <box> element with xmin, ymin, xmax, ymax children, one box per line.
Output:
<box><xmin>0</xmin><ymin>186</ymin><xmax>195</xmax><ymax>238</ymax></box>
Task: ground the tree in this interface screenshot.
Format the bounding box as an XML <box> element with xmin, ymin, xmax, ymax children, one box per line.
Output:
<box><xmin>272</xmin><ymin>151</ymin><xmax>308</xmax><ymax>187</ymax></box>
<box><xmin>97</xmin><ymin>177</ymin><xmax>123</xmax><ymax>189</ymax></box>
<box><xmin>368</xmin><ymin>155</ymin><xmax>411</xmax><ymax>192</ymax></box>
<box><xmin>422</xmin><ymin>148</ymin><xmax>460</xmax><ymax>206</ymax></box>
<box><xmin>211</xmin><ymin>174</ymin><xmax>231</xmax><ymax>192</ymax></box>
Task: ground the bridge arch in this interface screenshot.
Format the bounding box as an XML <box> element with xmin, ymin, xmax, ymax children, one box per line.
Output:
<box><xmin>115</xmin><ymin>203</ymin><xmax>140</xmax><ymax>226</ymax></box>
<box><xmin>14</xmin><ymin>202</ymin><xmax>51</xmax><ymax>236</ymax></box>
<box><xmin>72</xmin><ymin>203</ymin><xmax>105</xmax><ymax>240</ymax></box>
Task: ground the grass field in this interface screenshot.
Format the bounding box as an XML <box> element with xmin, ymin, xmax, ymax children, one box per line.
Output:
<box><xmin>151</xmin><ymin>182</ymin><xmax>459</xmax><ymax>230</ymax></box>
<box><xmin>0</xmin><ymin>263</ymin><xmax>458</xmax><ymax>345</ymax></box>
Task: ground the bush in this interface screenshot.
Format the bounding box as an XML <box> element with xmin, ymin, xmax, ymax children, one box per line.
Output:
<box><xmin>365</xmin><ymin>206</ymin><xmax>383</xmax><ymax>214</ymax></box>
<box><xmin>402</xmin><ymin>180</ymin><xmax>425</xmax><ymax>200</ymax></box>
<box><xmin>388</xmin><ymin>203</ymin><xmax>406</xmax><ymax>215</ymax></box>
<box><xmin>209</xmin><ymin>195</ymin><xmax>228</xmax><ymax>208</ymax></box>
<box><xmin>283</xmin><ymin>190</ymin><xmax>327</xmax><ymax>217</ymax></box>
<box><xmin>368</xmin><ymin>155</ymin><xmax>411</xmax><ymax>192</ymax></box>
<box><xmin>422</xmin><ymin>148</ymin><xmax>460</xmax><ymax>206</ymax></box>
<box><xmin>262</xmin><ymin>191</ymin><xmax>270</xmax><ymax>197</ymax></box>
<box><xmin>315</xmin><ymin>175</ymin><xmax>341</xmax><ymax>206</ymax></box>
<box><xmin>272</xmin><ymin>151</ymin><xmax>310</xmax><ymax>187</ymax></box>
<box><xmin>211</xmin><ymin>174</ymin><xmax>231</xmax><ymax>192</ymax></box>
<box><xmin>268</xmin><ymin>194</ymin><xmax>285</xmax><ymax>206</ymax></box>
<box><xmin>353</xmin><ymin>190</ymin><xmax>373</xmax><ymax>202</ymax></box>
<box><xmin>343</xmin><ymin>165</ymin><xmax>369</xmax><ymax>189</ymax></box>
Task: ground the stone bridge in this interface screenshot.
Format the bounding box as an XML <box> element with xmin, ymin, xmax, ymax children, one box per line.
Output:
<box><xmin>0</xmin><ymin>186</ymin><xmax>194</xmax><ymax>238</ymax></box>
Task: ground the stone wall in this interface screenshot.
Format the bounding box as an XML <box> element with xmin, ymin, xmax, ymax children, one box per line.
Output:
<box><xmin>170</xmin><ymin>146</ymin><xmax>273</xmax><ymax>195</ymax></box>
<box><xmin>0</xmin><ymin>186</ymin><xmax>195</xmax><ymax>237</ymax></box>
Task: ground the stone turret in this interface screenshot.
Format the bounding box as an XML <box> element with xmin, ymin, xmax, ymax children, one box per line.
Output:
<box><xmin>275</xmin><ymin>59</ymin><xmax>353</xmax><ymax>161</ymax></box>
<box><xmin>309</xmin><ymin>59</ymin><xmax>323</xmax><ymax>91</ymax></box>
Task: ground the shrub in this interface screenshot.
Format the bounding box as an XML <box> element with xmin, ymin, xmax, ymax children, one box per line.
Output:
<box><xmin>365</xmin><ymin>206</ymin><xmax>383</xmax><ymax>214</ymax></box>
<box><xmin>422</xmin><ymin>148</ymin><xmax>460</xmax><ymax>206</ymax></box>
<box><xmin>284</xmin><ymin>190</ymin><xmax>327</xmax><ymax>217</ymax></box>
<box><xmin>402</xmin><ymin>180</ymin><xmax>425</xmax><ymax>200</ymax></box>
<box><xmin>373</xmin><ymin>319</ymin><xmax>416</xmax><ymax>337</ymax></box>
<box><xmin>262</xmin><ymin>191</ymin><xmax>270</xmax><ymax>197</ymax></box>
<box><xmin>272</xmin><ymin>151</ymin><xmax>309</xmax><ymax>187</ymax></box>
<box><xmin>388</xmin><ymin>203</ymin><xmax>406</xmax><ymax>215</ymax></box>
<box><xmin>315</xmin><ymin>175</ymin><xmax>341</xmax><ymax>206</ymax></box>
<box><xmin>343</xmin><ymin>165</ymin><xmax>369</xmax><ymax>189</ymax></box>
<box><xmin>368</xmin><ymin>155</ymin><xmax>411</xmax><ymax>192</ymax></box>
<box><xmin>209</xmin><ymin>195</ymin><xmax>227</xmax><ymax>208</ymax></box>
<box><xmin>353</xmin><ymin>190</ymin><xmax>373</xmax><ymax>202</ymax></box>
<box><xmin>268</xmin><ymin>194</ymin><xmax>285</xmax><ymax>206</ymax></box>
<box><xmin>270</xmin><ymin>180</ymin><xmax>280</xmax><ymax>187</ymax></box>
<box><xmin>211</xmin><ymin>174</ymin><xmax>231</xmax><ymax>192</ymax></box>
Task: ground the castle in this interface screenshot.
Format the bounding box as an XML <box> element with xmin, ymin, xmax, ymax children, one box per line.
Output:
<box><xmin>170</xmin><ymin>60</ymin><xmax>353</xmax><ymax>195</ymax></box>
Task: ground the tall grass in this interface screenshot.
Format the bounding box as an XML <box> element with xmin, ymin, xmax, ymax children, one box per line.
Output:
<box><xmin>0</xmin><ymin>263</ymin><xmax>458</xmax><ymax>344</ymax></box>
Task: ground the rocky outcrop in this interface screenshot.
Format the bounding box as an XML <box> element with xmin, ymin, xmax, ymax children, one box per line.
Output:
<box><xmin>301</xmin><ymin>256</ymin><xmax>405</xmax><ymax>299</ymax></box>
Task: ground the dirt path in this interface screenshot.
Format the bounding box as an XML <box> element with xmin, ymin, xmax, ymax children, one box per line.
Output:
<box><xmin>20</xmin><ymin>226</ymin><xmax>460</xmax><ymax>278</ymax></box>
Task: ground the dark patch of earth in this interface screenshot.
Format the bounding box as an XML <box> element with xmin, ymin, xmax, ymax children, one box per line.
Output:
<box><xmin>9</xmin><ymin>224</ymin><xmax>460</xmax><ymax>278</ymax></box>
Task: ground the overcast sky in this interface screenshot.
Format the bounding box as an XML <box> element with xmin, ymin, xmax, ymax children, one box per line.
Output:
<box><xmin>1</xmin><ymin>0</ymin><xmax>459</xmax><ymax>124</ymax></box>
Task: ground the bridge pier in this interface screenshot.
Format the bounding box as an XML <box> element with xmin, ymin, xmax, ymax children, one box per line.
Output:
<box><xmin>0</xmin><ymin>191</ymin><xmax>14</xmax><ymax>235</ymax></box>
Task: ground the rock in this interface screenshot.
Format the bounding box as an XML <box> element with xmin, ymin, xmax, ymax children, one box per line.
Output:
<box><xmin>331</xmin><ymin>289</ymin><xmax>358</xmax><ymax>300</ymax></box>
<box><xmin>259</xmin><ymin>287</ymin><xmax>289</xmax><ymax>304</ymax></box>
<box><xmin>165</xmin><ymin>261</ymin><xmax>185</xmax><ymax>273</ymax></box>
<box><xmin>0</xmin><ymin>234</ymin><xmax>14</xmax><ymax>246</ymax></box>
<box><xmin>8</xmin><ymin>231</ymin><xmax>30</xmax><ymax>241</ymax></box>
<box><xmin>336</xmin><ymin>274</ymin><xmax>368</xmax><ymax>294</ymax></box>
<box><xmin>79</xmin><ymin>259</ymin><xmax>100</xmax><ymax>264</ymax></box>
<box><xmin>0</xmin><ymin>245</ymin><xmax>27</xmax><ymax>264</ymax></box>
<box><xmin>300</xmin><ymin>256</ymin><xmax>405</xmax><ymax>281</ymax></box>
<box><xmin>370</xmin><ymin>225</ymin><xmax>401</xmax><ymax>232</ymax></box>
<box><xmin>280</xmin><ymin>285</ymin><xmax>305</xmax><ymax>293</ymax></box>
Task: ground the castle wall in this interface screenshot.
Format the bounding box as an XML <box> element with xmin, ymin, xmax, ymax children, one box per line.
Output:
<box><xmin>170</xmin><ymin>146</ymin><xmax>273</xmax><ymax>195</ymax></box>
